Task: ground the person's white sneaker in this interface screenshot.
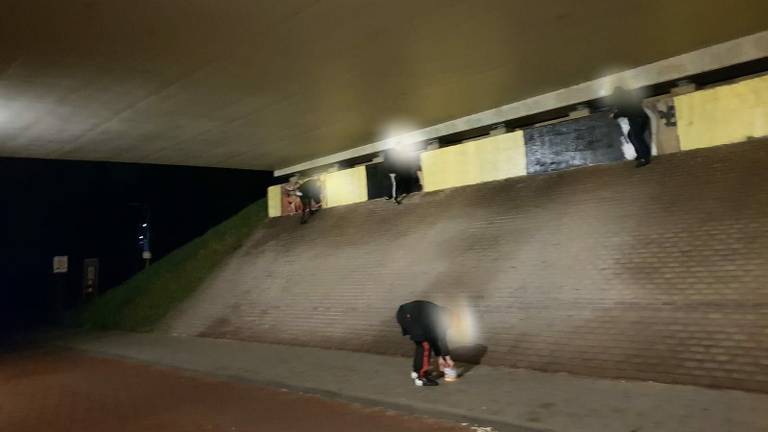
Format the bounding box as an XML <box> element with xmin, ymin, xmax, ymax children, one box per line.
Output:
<box><xmin>414</xmin><ymin>377</ymin><xmax>439</xmax><ymax>387</ymax></box>
<box><xmin>410</xmin><ymin>372</ymin><xmax>418</xmax><ymax>379</ymax></box>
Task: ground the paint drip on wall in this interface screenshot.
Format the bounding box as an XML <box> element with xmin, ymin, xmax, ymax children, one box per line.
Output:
<box><xmin>616</xmin><ymin>117</ymin><xmax>637</xmax><ymax>160</ymax></box>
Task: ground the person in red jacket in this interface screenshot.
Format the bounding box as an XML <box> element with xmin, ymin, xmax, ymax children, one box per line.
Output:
<box><xmin>396</xmin><ymin>300</ymin><xmax>455</xmax><ymax>386</ymax></box>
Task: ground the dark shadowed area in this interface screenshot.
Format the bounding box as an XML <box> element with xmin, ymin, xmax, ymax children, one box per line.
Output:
<box><xmin>0</xmin><ymin>157</ymin><xmax>272</xmax><ymax>336</ymax></box>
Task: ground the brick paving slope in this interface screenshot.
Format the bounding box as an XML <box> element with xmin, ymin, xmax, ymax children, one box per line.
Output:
<box><xmin>165</xmin><ymin>139</ymin><xmax>768</xmax><ymax>392</ymax></box>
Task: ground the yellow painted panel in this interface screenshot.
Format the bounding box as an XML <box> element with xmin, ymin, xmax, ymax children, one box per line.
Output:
<box><xmin>675</xmin><ymin>74</ymin><xmax>768</xmax><ymax>151</ymax></box>
<box><xmin>267</xmin><ymin>184</ymin><xmax>283</xmax><ymax>217</ymax></box>
<box><xmin>421</xmin><ymin>131</ymin><xmax>526</xmax><ymax>192</ymax></box>
<box><xmin>324</xmin><ymin>166</ymin><xmax>368</xmax><ymax>208</ymax></box>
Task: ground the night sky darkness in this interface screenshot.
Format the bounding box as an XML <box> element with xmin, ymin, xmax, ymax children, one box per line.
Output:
<box><xmin>0</xmin><ymin>157</ymin><xmax>273</xmax><ymax>334</ymax></box>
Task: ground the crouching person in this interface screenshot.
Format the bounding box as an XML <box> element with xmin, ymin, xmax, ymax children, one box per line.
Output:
<box><xmin>396</xmin><ymin>300</ymin><xmax>456</xmax><ymax>386</ymax></box>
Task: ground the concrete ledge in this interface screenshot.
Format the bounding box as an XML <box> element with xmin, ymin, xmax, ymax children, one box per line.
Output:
<box><xmin>276</xmin><ymin>30</ymin><xmax>768</xmax><ymax>176</ymax></box>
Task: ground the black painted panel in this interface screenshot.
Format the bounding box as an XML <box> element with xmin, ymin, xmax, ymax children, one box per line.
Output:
<box><xmin>524</xmin><ymin>113</ymin><xmax>625</xmax><ymax>174</ymax></box>
<box><xmin>366</xmin><ymin>163</ymin><xmax>391</xmax><ymax>200</ymax></box>
<box><xmin>366</xmin><ymin>162</ymin><xmax>422</xmax><ymax>200</ymax></box>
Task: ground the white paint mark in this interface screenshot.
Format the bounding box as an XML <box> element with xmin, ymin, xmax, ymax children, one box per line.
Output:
<box><xmin>616</xmin><ymin>117</ymin><xmax>637</xmax><ymax>160</ymax></box>
<box><xmin>470</xmin><ymin>426</ymin><xmax>497</xmax><ymax>432</ymax></box>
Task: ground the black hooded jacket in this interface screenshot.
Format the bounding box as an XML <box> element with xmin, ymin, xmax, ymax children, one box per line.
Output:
<box><xmin>396</xmin><ymin>300</ymin><xmax>450</xmax><ymax>355</ymax></box>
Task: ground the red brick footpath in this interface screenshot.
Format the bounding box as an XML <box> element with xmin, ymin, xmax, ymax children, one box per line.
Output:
<box><xmin>166</xmin><ymin>139</ymin><xmax>768</xmax><ymax>392</ymax></box>
<box><xmin>58</xmin><ymin>332</ymin><xmax>768</xmax><ymax>432</ymax></box>
<box><xmin>0</xmin><ymin>348</ymin><xmax>470</xmax><ymax>432</ymax></box>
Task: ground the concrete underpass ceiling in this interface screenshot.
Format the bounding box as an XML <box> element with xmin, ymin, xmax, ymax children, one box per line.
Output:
<box><xmin>1</xmin><ymin>1</ymin><xmax>766</xmax><ymax>171</ymax></box>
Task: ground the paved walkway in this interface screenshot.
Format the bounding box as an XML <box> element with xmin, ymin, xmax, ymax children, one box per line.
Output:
<box><xmin>1</xmin><ymin>349</ymin><xmax>467</xmax><ymax>432</ymax></box>
<box><xmin>61</xmin><ymin>332</ymin><xmax>768</xmax><ymax>432</ymax></box>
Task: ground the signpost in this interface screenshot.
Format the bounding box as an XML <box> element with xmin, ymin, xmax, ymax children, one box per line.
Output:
<box><xmin>52</xmin><ymin>256</ymin><xmax>68</xmax><ymax>274</ymax></box>
<box><xmin>130</xmin><ymin>202</ymin><xmax>152</xmax><ymax>269</ymax></box>
<box><xmin>51</xmin><ymin>256</ymin><xmax>68</xmax><ymax>320</ymax></box>
<box><xmin>83</xmin><ymin>258</ymin><xmax>99</xmax><ymax>296</ymax></box>
<box><xmin>139</xmin><ymin>222</ymin><xmax>151</xmax><ymax>268</ymax></box>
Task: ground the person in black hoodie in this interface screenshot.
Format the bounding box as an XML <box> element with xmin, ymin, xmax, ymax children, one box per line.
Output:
<box><xmin>296</xmin><ymin>177</ymin><xmax>322</xmax><ymax>224</ymax></box>
<box><xmin>610</xmin><ymin>86</ymin><xmax>652</xmax><ymax>168</ymax></box>
<box><xmin>396</xmin><ymin>300</ymin><xmax>455</xmax><ymax>386</ymax></box>
<box><xmin>382</xmin><ymin>145</ymin><xmax>422</xmax><ymax>205</ymax></box>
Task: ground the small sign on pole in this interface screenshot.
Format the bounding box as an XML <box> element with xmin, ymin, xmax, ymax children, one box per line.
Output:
<box><xmin>53</xmin><ymin>256</ymin><xmax>68</xmax><ymax>274</ymax></box>
<box><xmin>83</xmin><ymin>258</ymin><xmax>99</xmax><ymax>295</ymax></box>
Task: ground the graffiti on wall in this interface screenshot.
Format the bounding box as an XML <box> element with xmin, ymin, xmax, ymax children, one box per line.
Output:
<box><xmin>644</xmin><ymin>95</ymin><xmax>680</xmax><ymax>155</ymax></box>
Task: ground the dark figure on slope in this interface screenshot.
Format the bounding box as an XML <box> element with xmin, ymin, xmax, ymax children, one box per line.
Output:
<box><xmin>297</xmin><ymin>178</ymin><xmax>322</xmax><ymax>224</ymax></box>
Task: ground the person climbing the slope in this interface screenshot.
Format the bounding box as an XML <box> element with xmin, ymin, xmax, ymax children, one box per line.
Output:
<box><xmin>296</xmin><ymin>176</ymin><xmax>323</xmax><ymax>224</ymax></box>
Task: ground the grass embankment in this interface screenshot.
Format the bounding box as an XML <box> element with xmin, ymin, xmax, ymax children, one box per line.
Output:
<box><xmin>78</xmin><ymin>199</ymin><xmax>267</xmax><ymax>331</ymax></box>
